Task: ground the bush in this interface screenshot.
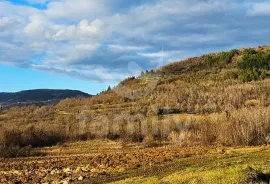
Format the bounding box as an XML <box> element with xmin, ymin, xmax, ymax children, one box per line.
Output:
<box><xmin>204</xmin><ymin>49</ymin><xmax>238</xmax><ymax>67</ymax></box>
<box><xmin>0</xmin><ymin>128</ymin><xmax>45</xmax><ymax>158</ymax></box>
<box><xmin>0</xmin><ymin>145</ymin><xmax>41</xmax><ymax>158</ymax></box>
<box><xmin>21</xmin><ymin>126</ymin><xmax>65</xmax><ymax>147</ymax></box>
<box><xmin>205</xmin><ymin>55</ymin><xmax>219</xmax><ymax>66</ymax></box>
<box><xmin>0</xmin><ymin>126</ymin><xmax>65</xmax><ymax>158</ymax></box>
<box><xmin>1</xmin><ymin>129</ymin><xmax>22</xmax><ymax>147</ymax></box>
<box><xmin>0</xmin><ymin>126</ymin><xmax>64</xmax><ymax>148</ymax></box>
<box><xmin>165</xmin><ymin>107</ymin><xmax>270</xmax><ymax>147</ymax></box>
<box><xmin>238</xmin><ymin>68</ymin><xmax>266</xmax><ymax>82</ymax></box>
<box><xmin>219</xmin><ymin>49</ymin><xmax>238</xmax><ymax>64</ymax></box>
<box><xmin>237</xmin><ymin>49</ymin><xmax>270</xmax><ymax>82</ymax></box>
<box><xmin>226</xmin><ymin>108</ymin><xmax>270</xmax><ymax>146</ymax></box>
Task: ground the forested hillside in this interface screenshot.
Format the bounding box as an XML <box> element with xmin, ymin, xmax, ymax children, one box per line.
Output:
<box><xmin>0</xmin><ymin>89</ymin><xmax>90</xmax><ymax>108</ymax></box>
<box><xmin>0</xmin><ymin>46</ymin><xmax>269</xmax><ymax>154</ymax></box>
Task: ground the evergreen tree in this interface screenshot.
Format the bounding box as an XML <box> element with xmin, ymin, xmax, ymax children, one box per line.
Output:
<box><xmin>107</xmin><ymin>85</ymin><xmax>111</xmax><ymax>92</ymax></box>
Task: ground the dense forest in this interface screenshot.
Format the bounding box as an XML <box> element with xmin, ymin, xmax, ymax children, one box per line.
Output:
<box><xmin>0</xmin><ymin>46</ymin><xmax>270</xmax><ymax>157</ymax></box>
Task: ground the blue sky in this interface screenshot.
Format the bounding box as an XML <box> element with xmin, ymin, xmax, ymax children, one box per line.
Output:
<box><xmin>1</xmin><ymin>0</ymin><xmax>270</xmax><ymax>94</ymax></box>
<box><xmin>0</xmin><ymin>64</ymin><xmax>108</xmax><ymax>93</ymax></box>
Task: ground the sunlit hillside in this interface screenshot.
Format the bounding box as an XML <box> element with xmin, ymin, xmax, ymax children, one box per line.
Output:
<box><xmin>0</xmin><ymin>46</ymin><xmax>269</xmax><ymax>183</ymax></box>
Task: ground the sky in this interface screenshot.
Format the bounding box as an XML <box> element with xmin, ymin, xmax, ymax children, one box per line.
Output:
<box><xmin>1</xmin><ymin>0</ymin><xmax>270</xmax><ymax>94</ymax></box>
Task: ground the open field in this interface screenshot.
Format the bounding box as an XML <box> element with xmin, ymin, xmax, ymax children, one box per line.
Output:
<box><xmin>1</xmin><ymin>140</ymin><xmax>270</xmax><ymax>184</ymax></box>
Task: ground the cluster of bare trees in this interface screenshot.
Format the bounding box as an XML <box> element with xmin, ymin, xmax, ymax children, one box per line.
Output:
<box><xmin>155</xmin><ymin>80</ymin><xmax>270</xmax><ymax>114</ymax></box>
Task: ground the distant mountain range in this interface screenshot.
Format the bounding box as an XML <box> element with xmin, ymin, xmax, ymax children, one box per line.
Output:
<box><xmin>0</xmin><ymin>89</ymin><xmax>90</xmax><ymax>108</ymax></box>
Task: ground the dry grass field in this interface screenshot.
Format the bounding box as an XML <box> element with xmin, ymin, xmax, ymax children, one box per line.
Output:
<box><xmin>0</xmin><ymin>140</ymin><xmax>204</xmax><ymax>183</ymax></box>
<box><xmin>1</xmin><ymin>140</ymin><xmax>270</xmax><ymax>183</ymax></box>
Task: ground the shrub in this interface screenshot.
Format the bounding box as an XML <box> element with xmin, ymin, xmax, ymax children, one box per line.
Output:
<box><xmin>204</xmin><ymin>49</ymin><xmax>238</xmax><ymax>67</ymax></box>
<box><xmin>0</xmin><ymin>128</ymin><xmax>45</xmax><ymax>158</ymax></box>
<box><xmin>1</xmin><ymin>129</ymin><xmax>22</xmax><ymax>147</ymax></box>
<box><xmin>238</xmin><ymin>52</ymin><xmax>270</xmax><ymax>70</ymax></box>
<box><xmin>219</xmin><ymin>49</ymin><xmax>238</xmax><ymax>64</ymax></box>
<box><xmin>227</xmin><ymin>108</ymin><xmax>270</xmax><ymax>146</ymax></box>
<box><xmin>237</xmin><ymin>50</ymin><xmax>270</xmax><ymax>82</ymax></box>
<box><xmin>165</xmin><ymin>107</ymin><xmax>270</xmax><ymax>147</ymax></box>
<box><xmin>0</xmin><ymin>145</ymin><xmax>42</xmax><ymax>158</ymax></box>
<box><xmin>0</xmin><ymin>126</ymin><xmax>65</xmax><ymax>149</ymax></box>
<box><xmin>238</xmin><ymin>68</ymin><xmax>266</xmax><ymax>82</ymax></box>
<box><xmin>21</xmin><ymin>126</ymin><xmax>64</xmax><ymax>147</ymax></box>
<box><xmin>205</xmin><ymin>55</ymin><xmax>219</xmax><ymax>66</ymax></box>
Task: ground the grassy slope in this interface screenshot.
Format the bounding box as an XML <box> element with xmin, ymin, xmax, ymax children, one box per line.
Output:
<box><xmin>112</xmin><ymin>147</ymin><xmax>270</xmax><ymax>184</ymax></box>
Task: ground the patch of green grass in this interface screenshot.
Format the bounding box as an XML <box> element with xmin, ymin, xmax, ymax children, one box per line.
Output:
<box><xmin>113</xmin><ymin>176</ymin><xmax>159</xmax><ymax>184</ymax></box>
<box><xmin>161</xmin><ymin>165</ymin><xmax>252</xmax><ymax>184</ymax></box>
<box><xmin>112</xmin><ymin>147</ymin><xmax>270</xmax><ymax>184</ymax></box>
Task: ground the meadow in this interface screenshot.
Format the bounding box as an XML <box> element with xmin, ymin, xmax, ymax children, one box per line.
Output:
<box><xmin>1</xmin><ymin>140</ymin><xmax>270</xmax><ymax>183</ymax></box>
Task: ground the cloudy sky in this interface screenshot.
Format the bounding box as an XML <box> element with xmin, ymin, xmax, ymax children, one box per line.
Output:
<box><xmin>0</xmin><ymin>0</ymin><xmax>270</xmax><ymax>94</ymax></box>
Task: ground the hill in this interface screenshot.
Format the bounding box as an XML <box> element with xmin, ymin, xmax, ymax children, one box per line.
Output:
<box><xmin>0</xmin><ymin>89</ymin><xmax>90</xmax><ymax>108</ymax></box>
<box><xmin>0</xmin><ymin>45</ymin><xmax>270</xmax><ymax>146</ymax></box>
<box><xmin>57</xmin><ymin>46</ymin><xmax>269</xmax><ymax>114</ymax></box>
<box><xmin>0</xmin><ymin>45</ymin><xmax>270</xmax><ymax>183</ymax></box>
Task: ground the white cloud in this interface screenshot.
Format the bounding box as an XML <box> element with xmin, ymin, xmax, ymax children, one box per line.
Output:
<box><xmin>0</xmin><ymin>17</ymin><xmax>12</xmax><ymax>27</ymax></box>
<box><xmin>0</xmin><ymin>0</ymin><xmax>270</xmax><ymax>83</ymax></box>
<box><xmin>0</xmin><ymin>17</ymin><xmax>23</xmax><ymax>35</ymax></box>
<box><xmin>30</xmin><ymin>63</ymin><xmax>128</xmax><ymax>83</ymax></box>
<box><xmin>77</xmin><ymin>19</ymin><xmax>104</xmax><ymax>37</ymax></box>
<box><xmin>50</xmin><ymin>19</ymin><xmax>105</xmax><ymax>41</ymax></box>
<box><xmin>75</xmin><ymin>44</ymin><xmax>98</xmax><ymax>51</ymax></box>
<box><xmin>108</xmin><ymin>45</ymin><xmax>150</xmax><ymax>52</ymax></box>
<box><xmin>45</xmin><ymin>0</ymin><xmax>110</xmax><ymax>21</ymax></box>
<box><xmin>24</xmin><ymin>15</ymin><xmax>48</xmax><ymax>37</ymax></box>
<box><xmin>138</xmin><ymin>52</ymin><xmax>168</xmax><ymax>58</ymax></box>
<box><xmin>41</xmin><ymin>43</ymin><xmax>100</xmax><ymax>65</ymax></box>
<box><xmin>0</xmin><ymin>1</ymin><xmax>40</xmax><ymax>17</ymax></box>
<box><xmin>248</xmin><ymin>3</ymin><xmax>270</xmax><ymax>16</ymax></box>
